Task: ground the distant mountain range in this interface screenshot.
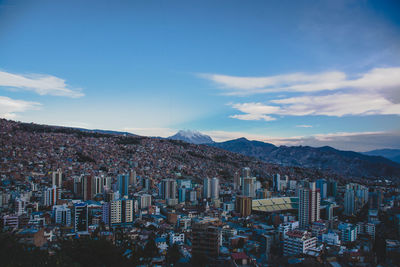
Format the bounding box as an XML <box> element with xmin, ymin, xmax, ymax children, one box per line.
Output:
<box><xmin>362</xmin><ymin>149</ymin><xmax>400</xmax><ymax>163</ymax></box>
<box><xmin>208</xmin><ymin>137</ymin><xmax>400</xmax><ymax>178</ymax></box>
<box><xmin>168</xmin><ymin>130</ymin><xmax>214</xmax><ymax>144</ymax></box>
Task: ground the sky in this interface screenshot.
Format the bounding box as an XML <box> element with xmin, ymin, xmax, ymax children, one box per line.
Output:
<box><xmin>0</xmin><ymin>0</ymin><xmax>400</xmax><ymax>151</ymax></box>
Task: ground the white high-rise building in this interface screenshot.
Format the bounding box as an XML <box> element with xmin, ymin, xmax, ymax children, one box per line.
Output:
<box><xmin>109</xmin><ymin>199</ymin><xmax>134</xmax><ymax>226</ymax></box>
<box><xmin>44</xmin><ymin>186</ymin><xmax>60</xmax><ymax>206</ymax></box>
<box><xmin>243</xmin><ymin>177</ymin><xmax>256</xmax><ymax>198</ymax></box>
<box><xmin>52</xmin><ymin>168</ymin><xmax>63</xmax><ymax>188</ymax></box>
<box><xmin>211</xmin><ymin>178</ymin><xmax>219</xmax><ymax>200</ymax></box>
<box><xmin>298</xmin><ymin>182</ymin><xmax>320</xmax><ymax>229</ymax></box>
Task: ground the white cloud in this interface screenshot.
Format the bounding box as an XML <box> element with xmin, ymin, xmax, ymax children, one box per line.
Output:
<box><xmin>201</xmin><ymin>67</ymin><xmax>400</xmax><ymax>120</ymax></box>
<box><xmin>230</xmin><ymin>93</ymin><xmax>400</xmax><ymax>120</ymax></box>
<box><xmin>0</xmin><ymin>70</ymin><xmax>84</xmax><ymax>98</ymax></box>
<box><xmin>296</xmin><ymin>125</ymin><xmax>313</xmax><ymax>128</ymax></box>
<box><xmin>200</xmin><ymin>67</ymin><xmax>400</xmax><ymax>96</ymax></box>
<box><xmin>0</xmin><ymin>96</ymin><xmax>41</xmax><ymax>119</ymax></box>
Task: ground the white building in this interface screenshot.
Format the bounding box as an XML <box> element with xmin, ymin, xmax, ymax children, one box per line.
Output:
<box><xmin>109</xmin><ymin>199</ymin><xmax>134</xmax><ymax>226</ymax></box>
<box><xmin>279</xmin><ymin>221</ymin><xmax>299</xmax><ymax>239</ymax></box>
<box><xmin>283</xmin><ymin>230</ymin><xmax>317</xmax><ymax>256</ymax></box>
<box><xmin>169</xmin><ymin>232</ymin><xmax>185</xmax><ymax>245</ymax></box>
<box><xmin>322</xmin><ymin>231</ymin><xmax>340</xmax><ymax>246</ymax></box>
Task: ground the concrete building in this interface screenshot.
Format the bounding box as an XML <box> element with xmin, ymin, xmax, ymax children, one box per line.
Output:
<box><xmin>243</xmin><ymin>177</ymin><xmax>256</xmax><ymax>198</ymax></box>
<box><xmin>344</xmin><ymin>189</ymin><xmax>355</xmax><ymax>216</ymax></box>
<box><xmin>118</xmin><ymin>175</ymin><xmax>129</xmax><ymax>197</ymax></box>
<box><xmin>74</xmin><ymin>202</ymin><xmax>88</xmax><ymax>233</ymax></box>
<box><xmin>211</xmin><ymin>177</ymin><xmax>219</xmax><ymax>200</ymax></box>
<box><xmin>273</xmin><ymin>174</ymin><xmax>280</xmax><ymax>192</ymax></box>
<box><xmin>52</xmin><ymin>168</ymin><xmax>63</xmax><ymax>188</ymax></box>
<box><xmin>236</xmin><ymin>195</ymin><xmax>252</xmax><ymax>217</ymax></box>
<box><xmin>298</xmin><ymin>182</ymin><xmax>320</xmax><ymax>229</ymax></box>
<box><xmin>203</xmin><ymin>178</ymin><xmax>211</xmax><ymax>199</ymax></box>
<box><xmin>338</xmin><ymin>223</ymin><xmax>358</xmax><ymax>243</ymax></box>
<box><xmin>160</xmin><ymin>178</ymin><xmax>177</xmax><ymax>201</ymax></box>
<box><xmin>192</xmin><ymin>220</ymin><xmax>221</xmax><ymax>260</ymax></box>
<box><xmin>283</xmin><ymin>230</ymin><xmax>317</xmax><ymax>256</ymax></box>
<box><xmin>53</xmin><ymin>204</ymin><xmax>71</xmax><ymax>226</ymax></box>
<box><xmin>279</xmin><ymin>221</ymin><xmax>299</xmax><ymax>239</ymax></box>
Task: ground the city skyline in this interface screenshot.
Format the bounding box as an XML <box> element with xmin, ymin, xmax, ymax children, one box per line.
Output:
<box><xmin>1</xmin><ymin>0</ymin><xmax>400</xmax><ymax>151</ymax></box>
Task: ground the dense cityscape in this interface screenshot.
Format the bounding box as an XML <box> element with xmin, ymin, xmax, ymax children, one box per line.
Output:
<box><xmin>1</xmin><ymin>119</ymin><xmax>400</xmax><ymax>266</ymax></box>
<box><xmin>1</xmin><ymin>1</ymin><xmax>400</xmax><ymax>266</ymax></box>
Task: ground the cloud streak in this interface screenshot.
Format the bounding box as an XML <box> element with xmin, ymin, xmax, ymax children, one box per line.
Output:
<box><xmin>0</xmin><ymin>70</ymin><xmax>84</xmax><ymax>98</ymax></box>
<box><xmin>200</xmin><ymin>67</ymin><xmax>400</xmax><ymax>96</ymax></box>
<box><xmin>199</xmin><ymin>67</ymin><xmax>400</xmax><ymax>121</ymax></box>
<box><xmin>0</xmin><ymin>96</ymin><xmax>41</xmax><ymax>119</ymax></box>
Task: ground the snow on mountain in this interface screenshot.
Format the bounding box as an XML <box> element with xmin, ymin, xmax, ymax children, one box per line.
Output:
<box><xmin>168</xmin><ymin>130</ymin><xmax>214</xmax><ymax>144</ymax></box>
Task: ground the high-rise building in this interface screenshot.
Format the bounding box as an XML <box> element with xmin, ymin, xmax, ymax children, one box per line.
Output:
<box><xmin>129</xmin><ymin>170</ymin><xmax>137</xmax><ymax>186</ymax></box>
<box><xmin>106</xmin><ymin>199</ymin><xmax>134</xmax><ymax>227</ymax></box>
<box><xmin>344</xmin><ymin>189</ymin><xmax>355</xmax><ymax>216</ymax></box>
<box><xmin>43</xmin><ymin>186</ymin><xmax>60</xmax><ymax>206</ymax></box>
<box><xmin>53</xmin><ymin>204</ymin><xmax>71</xmax><ymax>226</ymax></box>
<box><xmin>273</xmin><ymin>174</ymin><xmax>281</xmax><ymax>192</ymax></box>
<box><xmin>338</xmin><ymin>223</ymin><xmax>358</xmax><ymax>243</ymax></box>
<box><xmin>192</xmin><ymin>220</ymin><xmax>221</xmax><ymax>260</ymax></box>
<box><xmin>74</xmin><ymin>203</ymin><xmax>88</xmax><ymax>233</ymax></box>
<box><xmin>369</xmin><ymin>190</ymin><xmax>382</xmax><ymax>210</ymax></box>
<box><xmin>203</xmin><ymin>178</ymin><xmax>211</xmax><ymax>199</ymax></box>
<box><xmin>327</xmin><ymin>180</ymin><xmax>337</xmax><ymax>198</ymax></box>
<box><xmin>73</xmin><ymin>176</ymin><xmax>83</xmax><ymax>197</ymax></box>
<box><xmin>160</xmin><ymin>178</ymin><xmax>177</xmax><ymax>200</ymax></box>
<box><xmin>102</xmin><ymin>176</ymin><xmax>112</xmax><ymax>192</ymax></box>
<box><xmin>178</xmin><ymin>188</ymin><xmax>186</xmax><ymax>203</ymax></box>
<box><xmin>140</xmin><ymin>194</ymin><xmax>152</xmax><ymax>209</ymax></box>
<box><xmin>316</xmin><ymin>179</ymin><xmax>327</xmax><ymax>199</ymax></box>
<box><xmin>243</xmin><ymin>177</ymin><xmax>256</xmax><ymax>198</ymax></box>
<box><xmin>82</xmin><ymin>176</ymin><xmax>93</xmax><ymax>201</ymax></box>
<box><xmin>233</xmin><ymin>171</ymin><xmax>241</xmax><ymax>190</ymax></box>
<box><xmin>241</xmin><ymin>167</ymin><xmax>251</xmax><ymax>179</ymax></box>
<box><xmin>235</xmin><ymin>195</ymin><xmax>252</xmax><ymax>217</ymax></box>
<box><xmin>298</xmin><ymin>182</ymin><xmax>320</xmax><ymax>229</ymax></box>
<box><xmin>211</xmin><ymin>178</ymin><xmax>219</xmax><ymax>200</ymax></box>
<box><xmin>93</xmin><ymin>176</ymin><xmax>103</xmax><ymax>196</ymax></box>
<box><xmin>118</xmin><ymin>175</ymin><xmax>129</xmax><ymax>197</ymax></box>
<box><xmin>52</xmin><ymin>168</ymin><xmax>63</xmax><ymax>188</ymax></box>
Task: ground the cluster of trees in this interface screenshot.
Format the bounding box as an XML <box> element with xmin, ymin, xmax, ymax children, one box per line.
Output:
<box><xmin>0</xmin><ymin>231</ymin><xmax>181</xmax><ymax>267</ymax></box>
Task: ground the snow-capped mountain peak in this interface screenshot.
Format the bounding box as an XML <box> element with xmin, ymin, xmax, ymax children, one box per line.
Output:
<box><xmin>168</xmin><ymin>130</ymin><xmax>214</xmax><ymax>144</ymax></box>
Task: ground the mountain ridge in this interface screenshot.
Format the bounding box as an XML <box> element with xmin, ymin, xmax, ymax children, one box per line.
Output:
<box><xmin>208</xmin><ymin>137</ymin><xmax>400</xmax><ymax>178</ymax></box>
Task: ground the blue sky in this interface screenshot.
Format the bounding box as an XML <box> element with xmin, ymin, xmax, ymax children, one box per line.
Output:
<box><xmin>0</xmin><ymin>0</ymin><xmax>400</xmax><ymax>151</ymax></box>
